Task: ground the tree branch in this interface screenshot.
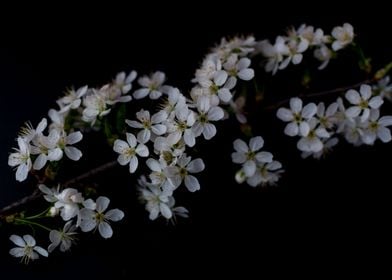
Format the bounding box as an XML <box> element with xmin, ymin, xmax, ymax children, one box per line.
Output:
<box><xmin>265</xmin><ymin>79</ymin><xmax>374</xmax><ymax>111</ymax></box>
<box><xmin>0</xmin><ymin>160</ymin><xmax>118</xmax><ymax>218</ymax></box>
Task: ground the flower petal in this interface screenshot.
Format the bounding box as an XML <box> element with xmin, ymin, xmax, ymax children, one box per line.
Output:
<box><xmin>105</xmin><ymin>209</ymin><xmax>124</xmax><ymax>222</ymax></box>
<box><xmin>96</xmin><ymin>196</ymin><xmax>110</xmax><ymax>213</ymax></box>
<box><xmin>98</xmin><ymin>222</ymin><xmax>113</xmax><ymax>239</ymax></box>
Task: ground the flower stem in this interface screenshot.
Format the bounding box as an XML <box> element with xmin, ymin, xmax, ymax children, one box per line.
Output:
<box><xmin>14</xmin><ymin>218</ymin><xmax>52</xmax><ymax>232</ymax></box>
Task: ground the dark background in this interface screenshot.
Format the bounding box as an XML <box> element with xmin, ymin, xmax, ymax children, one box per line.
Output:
<box><xmin>0</xmin><ymin>12</ymin><xmax>391</xmax><ymax>278</ymax></box>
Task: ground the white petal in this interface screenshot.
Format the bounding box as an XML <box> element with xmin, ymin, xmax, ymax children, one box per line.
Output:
<box><xmin>150</xmin><ymin>90</ymin><xmax>162</xmax><ymax>100</ymax></box>
<box><xmin>125</xmin><ymin>120</ymin><xmax>143</xmax><ymax>129</ymax></box>
<box><xmin>126</xmin><ymin>133</ymin><xmax>137</xmax><ymax>147</ymax></box>
<box><xmin>146</xmin><ymin>158</ymin><xmax>161</xmax><ymax>172</ymax></box>
<box><xmin>105</xmin><ymin>209</ymin><xmax>124</xmax><ymax>221</ymax></box>
<box><xmin>9</xmin><ymin>248</ymin><xmax>25</xmax><ymax>257</ymax></box>
<box><xmin>302</xmin><ymin>103</ymin><xmax>317</xmax><ymax>119</ymax></box>
<box><xmin>233</xmin><ymin>139</ymin><xmax>248</xmax><ymax>153</ymax></box>
<box><xmin>137</xmin><ymin>129</ymin><xmax>151</xmax><ymax>144</ymax></box>
<box><xmin>160</xmin><ymin>203</ymin><xmax>172</xmax><ymax>219</ymax></box>
<box><xmin>378</xmin><ymin>127</ymin><xmax>392</xmax><ymax>143</ymax></box>
<box><xmin>299</xmin><ymin>122</ymin><xmax>310</xmax><ymax>137</ymax></box>
<box><xmin>379</xmin><ymin>116</ymin><xmax>392</xmax><ymax>127</ymax></box>
<box><xmin>151</xmin><ymin>110</ymin><xmax>168</xmax><ymax>123</ymax></box>
<box><xmin>129</xmin><ymin>156</ymin><xmax>139</xmax><ymax>173</ymax></box>
<box><xmin>48</xmin><ymin>148</ymin><xmax>63</xmax><ymax>161</ymax></box>
<box><xmin>249</xmin><ymin>136</ymin><xmax>264</xmax><ymax>151</ymax></box>
<box><xmin>290</xmin><ymin>98</ymin><xmax>302</xmax><ymax>113</ymax></box>
<box><xmin>213</xmin><ymin>70</ymin><xmax>228</xmax><ymax>86</ymax></box>
<box><xmin>96</xmin><ymin>196</ymin><xmax>110</xmax><ymax>212</ymax></box>
<box><xmin>345</xmin><ymin>106</ymin><xmax>361</xmax><ymax>118</ymax></box>
<box><xmin>232</xmin><ymin>152</ymin><xmax>246</xmax><ymax>164</ymax></box>
<box><xmin>10</xmin><ymin>235</ymin><xmax>25</xmax><ymax>247</ymax></box>
<box><xmin>118</xmin><ymin>154</ymin><xmax>131</xmax><ymax>165</ymax></box>
<box><xmin>49</xmin><ymin>230</ymin><xmax>61</xmax><ymax>245</ymax></box>
<box><xmin>184</xmin><ymin>175</ymin><xmax>200</xmax><ymax>192</ymax></box>
<box><xmin>202</xmin><ymin>123</ymin><xmax>217</xmax><ymax>140</ymax></box>
<box><xmin>16</xmin><ymin>163</ymin><xmax>29</xmax><ymax>182</ymax></box>
<box><xmin>133</xmin><ymin>88</ymin><xmax>150</xmax><ymax>99</ymax></box>
<box><xmin>113</xmin><ymin>139</ymin><xmax>129</xmax><ymax>154</ymax></box>
<box><xmin>345</xmin><ymin>90</ymin><xmax>361</xmax><ymax>104</ymax></box>
<box><xmin>98</xmin><ymin>222</ymin><xmax>113</xmax><ymax>239</ymax></box>
<box><xmin>23</xmin><ymin>234</ymin><xmax>36</xmax><ymax>246</ymax></box>
<box><xmin>243</xmin><ymin>160</ymin><xmax>256</xmax><ymax>177</ymax></box>
<box><xmin>207</xmin><ymin>106</ymin><xmax>224</xmax><ymax>121</ymax></box>
<box><xmin>65</xmin><ymin>147</ymin><xmax>82</xmax><ymax>161</ymax></box>
<box><xmin>369</xmin><ymin>96</ymin><xmax>383</xmax><ymax>109</ymax></box>
<box><xmin>151</xmin><ymin>124</ymin><xmax>167</xmax><ymax>135</ymax></box>
<box><xmin>284</xmin><ymin>122</ymin><xmax>299</xmax><ymax>136</ymax></box>
<box><xmin>218</xmin><ymin>88</ymin><xmax>232</xmax><ymax>103</ymax></box>
<box><xmin>255</xmin><ymin>152</ymin><xmax>273</xmax><ymax>163</ymax></box>
<box><xmin>66</xmin><ymin>132</ymin><xmax>83</xmax><ymax>145</ymax></box>
<box><xmin>187</xmin><ymin>158</ymin><xmax>205</xmax><ymax>173</ymax></box>
<box><xmin>360</xmin><ymin>84</ymin><xmax>372</xmax><ymax>100</ymax></box>
<box><xmin>33</xmin><ymin>154</ymin><xmax>47</xmax><ymax>170</ymax></box>
<box><xmin>238</xmin><ymin>68</ymin><xmax>254</xmax><ymax>81</ymax></box>
<box><xmin>276</xmin><ymin>108</ymin><xmax>293</xmax><ymax>122</ymax></box>
<box><xmin>135</xmin><ymin>144</ymin><xmax>149</xmax><ymax>157</ymax></box>
<box><xmin>34</xmin><ymin>246</ymin><xmax>48</xmax><ymax>257</ymax></box>
<box><xmin>184</xmin><ymin>129</ymin><xmax>195</xmax><ymax>147</ymax></box>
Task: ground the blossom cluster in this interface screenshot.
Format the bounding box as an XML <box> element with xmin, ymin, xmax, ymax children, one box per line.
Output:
<box><xmin>258</xmin><ymin>23</ymin><xmax>354</xmax><ymax>74</ymax></box>
<box><xmin>5</xmin><ymin>22</ymin><xmax>389</xmax><ymax>263</ymax></box>
<box><xmin>277</xmin><ymin>79</ymin><xmax>392</xmax><ymax>158</ymax></box>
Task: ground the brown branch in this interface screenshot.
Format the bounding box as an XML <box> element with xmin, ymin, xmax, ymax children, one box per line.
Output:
<box><xmin>265</xmin><ymin>79</ymin><xmax>374</xmax><ymax>111</ymax></box>
<box><xmin>0</xmin><ymin>160</ymin><xmax>118</xmax><ymax>218</ymax></box>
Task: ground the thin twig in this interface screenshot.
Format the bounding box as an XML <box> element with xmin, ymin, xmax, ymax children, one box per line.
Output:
<box><xmin>62</xmin><ymin>160</ymin><xmax>117</xmax><ymax>187</ymax></box>
<box><xmin>265</xmin><ymin>79</ymin><xmax>373</xmax><ymax>111</ymax></box>
<box><xmin>0</xmin><ymin>160</ymin><xmax>118</xmax><ymax>218</ymax></box>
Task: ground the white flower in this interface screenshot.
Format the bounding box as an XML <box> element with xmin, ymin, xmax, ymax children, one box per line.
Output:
<box><xmin>19</xmin><ymin>118</ymin><xmax>47</xmax><ymax>143</ymax></box>
<box><xmin>30</xmin><ymin>130</ymin><xmax>64</xmax><ymax>170</ymax></box>
<box><xmin>146</xmin><ymin>158</ymin><xmax>175</xmax><ymax>193</ymax></box>
<box><xmin>229</xmin><ymin>96</ymin><xmax>247</xmax><ymax>124</ymax></box>
<box><xmin>133</xmin><ymin>71</ymin><xmax>166</xmax><ymax>100</ymax></box>
<box><xmin>231</xmin><ymin>136</ymin><xmax>273</xmax><ymax>177</ymax></box>
<box><xmin>113</xmin><ymin>70</ymin><xmax>137</xmax><ymax>94</ymax></box>
<box><xmin>302</xmin><ymin>137</ymin><xmax>339</xmax><ymax>159</ymax></box>
<box><xmin>258</xmin><ymin>36</ymin><xmax>290</xmax><ymax>75</ymax></box>
<box><xmin>222</xmin><ymin>54</ymin><xmax>254</xmax><ymax>82</ymax></box>
<box><xmin>113</xmin><ymin>133</ymin><xmax>149</xmax><ymax>173</ymax></box>
<box><xmin>192</xmin><ymin>100</ymin><xmax>224</xmax><ymax>140</ymax></box>
<box><xmin>316</xmin><ymin>102</ymin><xmax>338</xmax><ymax>129</ymax></box>
<box><xmin>125</xmin><ymin>109</ymin><xmax>167</xmax><ymax>143</ymax></box>
<box><xmin>54</xmin><ymin>188</ymin><xmax>84</xmax><ymax>221</ymax></box>
<box><xmin>331</xmin><ymin>23</ymin><xmax>354</xmax><ymax>51</ymax></box>
<box><xmin>165</xmin><ymin>154</ymin><xmax>205</xmax><ymax>192</ymax></box>
<box><xmin>58</xmin><ymin>85</ymin><xmax>88</xmax><ymax>113</ymax></box>
<box><xmin>139</xmin><ymin>183</ymin><xmax>173</xmax><ymax>220</ymax></box>
<box><xmin>48</xmin><ymin>221</ymin><xmax>78</xmax><ymax>253</ymax></box>
<box><xmin>361</xmin><ymin>109</ymin><xmax>392</xmax><ymax>145</ymax></box>
<box><xmin>276</xmin><ymin>97</ymin><xmax>317</xmax><ymax>137</ymax></box>
<box><xmin>246</xmin><ymin>161</ymin><xmax>284</xmax><ymax>187</ymax></box>
<box><xmin>166</xmin><ymin>106</ymin><xmax>196</xmax><ymax>147</ymax></box>
<box><xmin>9</xmin><ymin>234</ymin><xmax>48</xmax><ymax>263</ymax></box>
<box><xmin>82</xmin><ymin>91</ymin><xmax>111</xmax><ymax>124</ymax></box>
<box><xmin>314</xmin><ymin>45</ymin><xmax>333</xmax><ymax>70</ymax></box>
<box><xmin>79</xmin><ymin>196</ymin><xmax>124</xmax><ymax>239</ymax></box>
<box><xmin>39</xmin><ymin>184</ymin><xmax>60</xmax><ymax>203</ymax></box>
<box><xmin>373</xmin><ymin>76</ymin><xmax>392</xmax><ymax>101</ymax></box>
<box><xmin>297</xmin><ymin>118</ymin><xmax>330</xmax><ymax>153</ymax></box>
<box><xmin>8</xmin><ymin>137</ymin><xmax>32</xmax><ymax>182</ymax></box>
<box><xmin>345</xmin><ymin>84</ymin><xmax>383</xmax><ymax>122</ymax></box>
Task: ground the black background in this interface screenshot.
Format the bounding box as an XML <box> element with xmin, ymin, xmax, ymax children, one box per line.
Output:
<box><xmin>0</xmin><ymin>11</ymin><xmax>391</xmax><ymax>278</ymax></box>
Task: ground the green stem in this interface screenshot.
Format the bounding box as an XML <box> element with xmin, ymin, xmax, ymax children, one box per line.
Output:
<box><xmin>24</xmin><ymin>207</ymin><xmax>50</xmax><ymax>220</ymax></box>
<box><xmin>14</xmin><ymin>218</ymin><xmax>52</xmax><ymax>232</ymax></box>
<box><xmin>352</xmin><ymin>42</ymin><xmax>372</xmax><ymax>73</ymax></box>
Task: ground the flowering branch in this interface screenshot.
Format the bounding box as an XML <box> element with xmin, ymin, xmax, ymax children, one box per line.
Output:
<box><xmin>0</xmin><ymin>160</ymin><xmax>117</xmax><ymax>218</ymax></box>
<box><xmin>265</xmin><ymin>79</ymin><xmax>374</xmax><ymax>111</ymax></box>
